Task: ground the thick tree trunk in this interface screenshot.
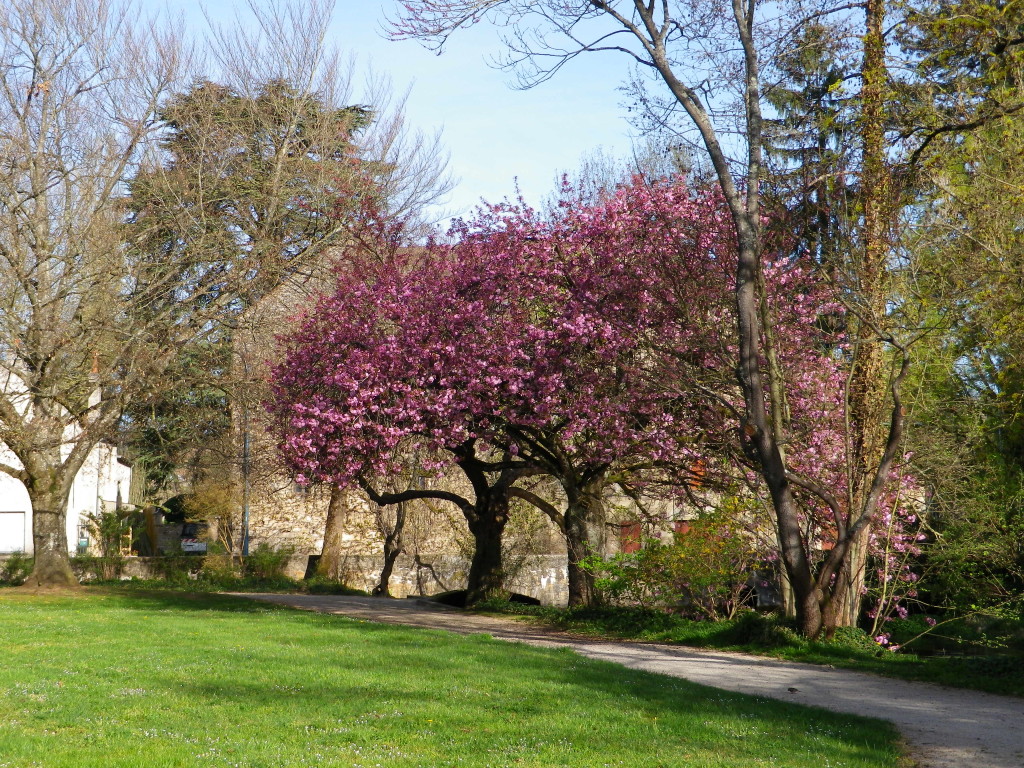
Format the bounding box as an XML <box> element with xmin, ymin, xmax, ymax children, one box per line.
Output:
<box><xmin>465</xmin><ymin>494</ymin><xmax>509</xmax><ymax>605</ymax></box>
<box><xmin>373</xmin><ymin>502</ymin><xmax>406</xmax><ymax>597</ymax></box>
<box><xmin>24</xmin><ymin>491</ymin><xmax>77</xmax><ymax>588</ymax></box>
<box><xmin>767</xmin><ymin>469</ymin><xmax>825</xmax><ymax>637</ymax></box>
<box><xmin>317</xmin><ymin>485</ymin><xmax>350</xmax><ymax>580</ymax></box>
<box><xmin>565</xmin><ymin>530</ymin><xmax>596</xmax><ymax>607</ymax></box>
<box><xmin>564</xmin><ymin>473</ymin><xmax>608</xmax><ymax>607</ymax></box>
<box><xmin>358</xmin><ymin>443</ymin><xmax>521</xmax><ymax>606</ymax></box>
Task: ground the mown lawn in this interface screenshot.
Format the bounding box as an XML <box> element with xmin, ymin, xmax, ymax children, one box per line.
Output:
<box><xmin>0</xmin><ymin>589</ymin><xmax>904</xmax><ymax>768</ymax></box>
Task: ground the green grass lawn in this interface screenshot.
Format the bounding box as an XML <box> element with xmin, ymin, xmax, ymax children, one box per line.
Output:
<box><xmin>0</xmin><ymin>589</ymin><xmax>904</xmax><ymax>768</ymax></box>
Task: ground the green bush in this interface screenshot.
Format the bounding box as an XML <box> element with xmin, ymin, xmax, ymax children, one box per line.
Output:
<box><xmin>826</xmin><ymin>626</ymin><xmax>886</xmax><ymax>654</ymax></box>
<box><xmin>243</xmin><ymin>543</ymin><xmax>293</xmax><ymax>581</ymax></box>
<box><xmin>71</xmin><ymin>554</ymin><xmax>126</xmax><ymax>582</ymax></box>
<box><xmin>583</xmin><ymin>507</ymin><xmax>766</xmax><ymax>620</ymax></box>
<box><xmin>149</xmin><ymin>554</ymin><xmax>203</xmax><ymax>584</ymax></box>
<box><xmin>0</xmin><ymin>551</ymin><xmax>33</xmax><ymax>585</ymax></box>
<box><xmin>199</xmin><ymin>553</ymin><xmax>244</xmax><ymax>587</ymax></box>
<box><xmin>717</xmin><ymin>610</ymin><xmax>802</xmax><ymax>648</ymax></box>
<box><xmin>82</xmin><ymin>508</ymin><xmax>136</xmax><ymax>579</ymax></box>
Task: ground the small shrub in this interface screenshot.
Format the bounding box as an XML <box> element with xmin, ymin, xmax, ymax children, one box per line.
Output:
<box><xmin>583</xmin><ymin>510</ymin><xmax>764</xmax><ymax>620</ymax></box>
<box><xmin>83</xmin><ymin>509</ymin><xmax>134</xmax><ymax>579</ymax></box>
<box><xmin>0</xmin><ymin>552</ymin><xmax>33</xmax><ymax>585</ymax></box>
<box><xmin>243</xmin><ymin>543</ymin><xmax>294</xmax><ymax>581</ymax></box>
<box><xmin>71</xmin><ymin>554</ymin><xmax>123</xmax><ymax>583</ymax></box>
<box><xmin>149</xmin><ymin>554</ymin><xmax>202</xmax><ymax>584</ymax></box>
<box><xmin>723</xmin><ymin>611</ymin><xmax>803</xmax><ymax>648</ymax></box>
<box><xmin>200</xmin><ymin>554</ymin><xmax>243</xmax><ymax>587</ymax></box>
<box><xmin>826</xmin><ymin>626</ymin><xmax>885</xmax><ymax>654</ymax></box>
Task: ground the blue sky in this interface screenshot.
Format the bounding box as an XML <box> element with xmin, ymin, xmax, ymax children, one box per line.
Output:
<box><xmin>147</xmin><ymin>1</ymin><xmax>642</xmax><ymax>222</ymax></box>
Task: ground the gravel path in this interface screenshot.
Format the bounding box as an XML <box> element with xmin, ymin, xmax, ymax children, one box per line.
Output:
<box><xmin>237</xmin><ymin>593</ymin><xmax>1024</xmax><ymax>768</ymax></box>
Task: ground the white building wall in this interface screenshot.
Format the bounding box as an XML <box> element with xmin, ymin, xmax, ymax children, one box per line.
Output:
<box><xmin>0</xmin><ymin>442</ymin><xmax>132</xmax><ymax>555</ymax></box>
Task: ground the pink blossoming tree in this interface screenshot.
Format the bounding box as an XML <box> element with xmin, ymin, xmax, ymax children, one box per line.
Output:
<box><xmin>269</xmin><ymin>177</ymin><xmax>881</xmax><ymax>606</ymax></box>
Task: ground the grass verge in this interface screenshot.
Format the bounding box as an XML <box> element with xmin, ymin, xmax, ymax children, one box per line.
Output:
<box><xmin>0</xmin><ymin>589</ymin><xmax>904</xmax><ymax>768</ymax></box>
<box><xmin>473</xmin><ymin>603</ymin><xmax>1024</xmax><ymax>698</ymax></box>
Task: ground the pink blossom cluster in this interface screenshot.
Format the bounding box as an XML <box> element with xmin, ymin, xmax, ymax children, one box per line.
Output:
<box><xmin>866</xmin><ymin>478</ymin><xmax>929</xmax><ymax>629</ymax></box>
<box><xmin>269</xmin><ymin>179</ymin><xmax>748</xmax><ymax>488</ymax></box>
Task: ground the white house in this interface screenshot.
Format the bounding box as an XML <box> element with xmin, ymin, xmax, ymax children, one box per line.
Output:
<box><xmin>0</xmin><ymin>440</ymin><xmax>133</xmax><ymax>556</ymax></box>
<box><xmin>0</xmin><ymin>365</ymin><xmax>134</xmax><ymax>556</ymax></box>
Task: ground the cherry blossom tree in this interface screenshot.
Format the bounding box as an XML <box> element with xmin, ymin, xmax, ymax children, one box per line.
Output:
<box><xmin>431</xmin><ymin>183</ymin><xmax>732</xmax><ymax>604</ymax></box>
<box><xmin>269</xmin><ymin>181</ymin><xmax>726</xmax><ymax>601</ymax></box>
<box><xmin>269</xmin><ymin>177</ymin><xmax>861</xmax><ymax>605</ymax></box>
<box><xmin>268</xmin><ymin>258</ymin><xmax>543</xmax><ymax>601</ymax></box>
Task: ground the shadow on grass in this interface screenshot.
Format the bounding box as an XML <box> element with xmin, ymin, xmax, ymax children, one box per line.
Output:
<box><xmin>83</xmin><ymin>585</ymin><xmax>294</xmax><ymax>614</ymax></box>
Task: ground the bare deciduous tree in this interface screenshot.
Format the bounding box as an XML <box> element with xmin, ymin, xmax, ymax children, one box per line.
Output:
<box><xmin>0</xmin><ymin>0</ymin><xmax>187</xmax><ymax>586</ymax></box>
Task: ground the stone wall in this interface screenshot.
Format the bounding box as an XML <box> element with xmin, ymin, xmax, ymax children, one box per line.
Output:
<box><xmin>60</xmin><ymin>552</ymin><xmax>571</xmax><ymax>606</ymax></box>
<box><xmin>293</xmin><ymin>553</ymin><xmax>569</xmax><ymax>606</ymax></box>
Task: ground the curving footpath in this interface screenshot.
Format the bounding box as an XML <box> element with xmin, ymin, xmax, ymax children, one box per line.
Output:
<box><xmin>237</xmin><ymin>594</ymin><xmax>1024</xmax><ymax>768</ymax></box>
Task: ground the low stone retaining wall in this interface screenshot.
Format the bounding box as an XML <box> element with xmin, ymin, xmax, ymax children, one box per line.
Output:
<box><xmin>50</xmin><ymin>552</ymin><xmax>570</xmax><ymax>606</ymax></box>
<box><xmin>297</xmin><ymin>553</ymin><xmax>569</xmax><ymax>606</ymax></box>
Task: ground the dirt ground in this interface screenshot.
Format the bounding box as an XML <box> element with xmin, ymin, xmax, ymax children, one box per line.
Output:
<box><xmin>237</xmin><ymin>593</ymin><xmax>1024</xmax><ymax>768</ymax></box>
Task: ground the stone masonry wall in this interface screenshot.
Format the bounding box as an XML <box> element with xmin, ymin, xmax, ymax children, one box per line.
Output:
<box><xmin>59</xmin><ymin>552</ymin><xmax>571</xmax><ymax>606</ymax></box>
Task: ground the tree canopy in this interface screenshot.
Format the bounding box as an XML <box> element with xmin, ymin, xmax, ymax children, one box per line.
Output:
<box><xmin>268</xmin><ymin>176</ymin><xmax>872</xmax><ymax>604</ymax></box>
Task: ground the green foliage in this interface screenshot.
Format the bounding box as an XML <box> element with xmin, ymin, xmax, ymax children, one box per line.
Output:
<box><xmin>126</xmin><ymin>77</ymin><xmax>378</xmax><ymax>319</ymax></box>
<box><xmin>244</xmin><ymin>543</ymin><xmax>295</xmax><ymax>581</ymax></box>
<box><xmin>191</xmin><ymin>545</ymin><xmax>296</xmax><ymax>590</ymax></box>
<box><xmin>583</xmin><ymin>510</ymin><xmax>763</xmax><ymax>619</ymax></box>
<box><xmin>900</xmin><ymin>108</ymin><xmax>1024</xmax><ymax>622</ymax></box>
<box><xmin>147</xmin><ymin>554</ymin><xmax>203</xmax><ymax>585</ymax></box>
<box><xmin>0</xmin><ymin>552</ymin><xmax>33</xmax><ymax>585</ymax></box>
<box><xmin>84</xmin><ymin>509</ymin><xmax>132</xmax><ymax>557</ymax></box>
<box><xmin>887</xmin><ymin>610</ymin><xmax>1024</xmax><ymax>656</ymax></box>
<box><xmin>121</xmin><ymin>342</ymin><xmax>232</xmax><ymax>500</ymax></box>
<box><xmin>763</xmin><ymin>21</ymin><xmax>855</xmax><ymax>268</ymax></box>
<box><xmin>926</xmin><ymin>462</ymin><xmax>1024</xmax><ymax>613</ymax></box>
<box><xmin>198</xmin><ymin>553</ymin><xmax>242</xmax><ymax>584</ymax></box>
<box><xmin>722</xmin><ymin>611</ymin><xmax>804</xmax><ymax>648</ymax></box>
<box><xmin>120</xmin><ymin>75</ymin><xmax>384</xmax><ymax>507</ymax></box>
<box><xmin>80</xmin><ymin>509</ymin><xmax>137</xmax><ymax>580</ymax></box>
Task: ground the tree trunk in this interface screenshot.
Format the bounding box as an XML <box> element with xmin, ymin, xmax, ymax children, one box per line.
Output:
<box><xmin>833</xmin><ymin>0</ymin><xmax>890</xmax><ymax>629</ymax></box>
<box><xmin>840</xmin><ymin>525</ymin><xmax>873</xmax><ymax>626</ymax></box>
<box><xmin>564</xmin><ymin>473</ymin><xmax>608</xmax><ymax>607</ymax></box>
<box><xmin>464</xmin><ymin>493</ymin><xmax>509</xmax><ymax>604</ymax></box>
<box><xmin>317</xmin><ymin>485</ymin><xmax>349</xmax><ymax>580</ymax></box>
<box><xmin>24</xmin><ymin>488</ymin><xmax>77</xmax><ymax>588</ymax></box>
<box><xmin>778</xmin><ymin>560</ymin><xmax>797</xmax><ymax>619</ymax></box>
<box><xmin>373</xmin><ymin>501</ymin><xmax>406</xmax><ymax>597</ymax></box>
